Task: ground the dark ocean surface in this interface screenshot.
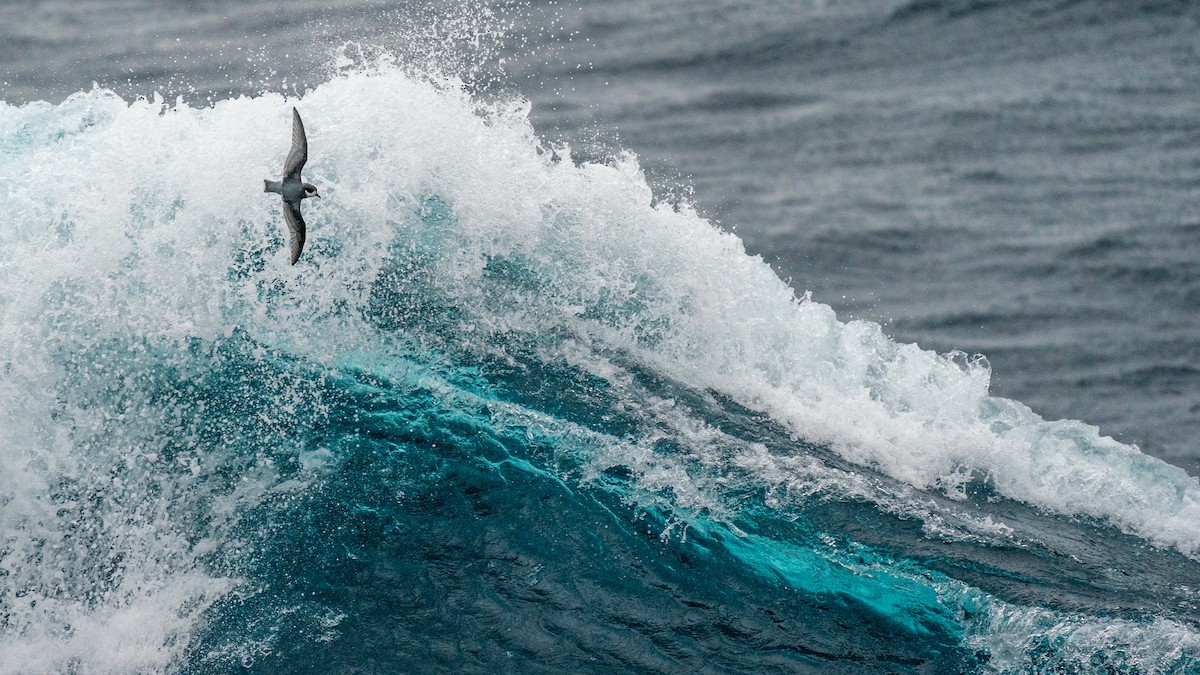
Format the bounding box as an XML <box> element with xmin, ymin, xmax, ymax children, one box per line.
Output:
<box><xmin>2</xmin><ymin>0</ymin><xmax>1199</xmax><ymax>672</ymax></box>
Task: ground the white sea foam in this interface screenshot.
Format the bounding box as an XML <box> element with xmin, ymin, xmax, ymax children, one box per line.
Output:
<box><xmin>958</xmin><ymin>586</ymin><xmax>1200</xmax><ymax>673</ymax></box>
<box><xmin>237</xmin><ymin>65</ymin><xmax>1199</xmax><ymax>559</ymax></box>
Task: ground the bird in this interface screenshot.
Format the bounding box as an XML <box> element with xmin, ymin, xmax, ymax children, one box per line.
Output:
<box><xmin>263</xmin><ymin>107</ymin><xmax>320</xmax><ymax>265</ymax></box>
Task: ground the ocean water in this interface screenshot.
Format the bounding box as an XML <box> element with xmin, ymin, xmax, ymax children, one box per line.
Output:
<box><xmin>1</xmin><ymin>1</ymin><xmax>1199</xmax><ymax>673</ymax></box>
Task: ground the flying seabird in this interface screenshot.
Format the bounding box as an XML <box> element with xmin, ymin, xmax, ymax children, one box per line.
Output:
<box><xmin>263</xmin><ymin>107</ymin><xmax>320</xmax><ymax>265</ymax></box>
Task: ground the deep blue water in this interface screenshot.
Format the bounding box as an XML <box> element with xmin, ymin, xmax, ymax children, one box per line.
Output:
<box><xmin>2</xmin><ymin>1</ymin><xmax>1199</xmax><ymax>672</ymax></box>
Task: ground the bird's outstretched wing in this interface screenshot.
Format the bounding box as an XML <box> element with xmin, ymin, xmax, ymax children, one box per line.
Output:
<box><xmin>283</xmin><ymin>107</ymin><xmax>308</xmax><ymax>181</ymax></box>
<box><xmin>283</xmin><ymin>201</ymin><xmax>307</xmax><ymax>265</ymax></box>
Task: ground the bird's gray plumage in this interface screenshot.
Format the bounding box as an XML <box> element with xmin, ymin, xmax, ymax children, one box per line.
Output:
<box><xmin>263</xmin><ymin>107</ymin><xmax>319</xmax><ymax>265</ymax></box>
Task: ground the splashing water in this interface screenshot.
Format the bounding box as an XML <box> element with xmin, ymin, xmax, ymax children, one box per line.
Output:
<box><xmin>1</xmin><ymin>59</ymin><xmax>1198</xmax><ymax>672</ymax></box>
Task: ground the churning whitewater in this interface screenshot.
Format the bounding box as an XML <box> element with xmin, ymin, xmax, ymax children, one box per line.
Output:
<box><xmin>1</xmin><ymin>62</ymin><xmax>1199</xmax><ymax>673</ymax></box>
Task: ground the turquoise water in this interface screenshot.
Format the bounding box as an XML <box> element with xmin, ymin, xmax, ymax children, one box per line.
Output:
<box><xmin>1</xmin><ymin>63</ymin><xmax>1199</xmax><ymax>673</ymax></box>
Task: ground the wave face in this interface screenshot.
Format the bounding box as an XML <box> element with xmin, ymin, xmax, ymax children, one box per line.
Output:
<box><xmin>2</xmin><ymin>65</ymin><xmax>1200</xmax><ymax>673</ymax></box>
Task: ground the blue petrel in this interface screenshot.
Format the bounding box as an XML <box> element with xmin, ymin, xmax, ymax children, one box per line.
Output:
<box><xmin>264</xmin><ymin>107</ymin><xmax>320</xmax><ymax>265</ymax></box>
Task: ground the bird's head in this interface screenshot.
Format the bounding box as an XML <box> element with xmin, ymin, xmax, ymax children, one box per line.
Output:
<box><xmin>303</xmin><ymin>183</ymin><xmax>321</xmax><ymax>199</ymax></box>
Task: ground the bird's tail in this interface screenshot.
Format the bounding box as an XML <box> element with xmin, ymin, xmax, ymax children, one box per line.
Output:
<box><xmin>264</xmin><ymin>179</ymin><xmax>283</xmax><ymax>194</ymax></box>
